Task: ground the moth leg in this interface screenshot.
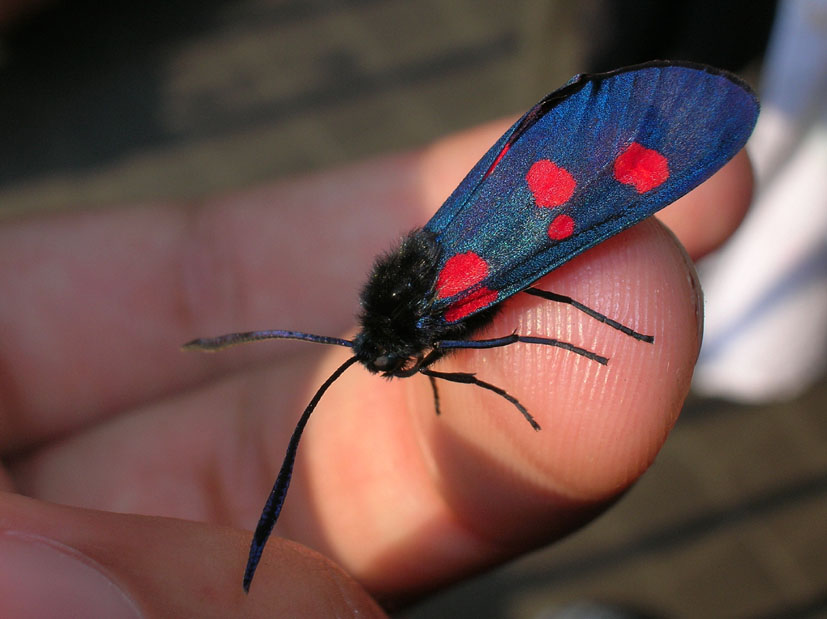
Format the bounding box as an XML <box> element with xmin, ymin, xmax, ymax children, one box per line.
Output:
<box><xmin>427</xmin><ymin>374</ymin><xmax>442</xmax><ymax>416</ymax></box>
<box><xmin>419</xmin><ymin>368</ymin><xmax>540</xmax><ymax>430</ymax></box>
<box><xmin>436</xmin><ymin>334</ymin><xmax>608</xmax><ymax>365</ymax></box>
<box><xmin>395</xmin><ymin>348</ymin><xmax>445</xmax><ymax>378</ymax></box>
<box><xmin>523</xmin><ymin>287</ymin><xmax>654</xmax><ymax>343</ymax></box>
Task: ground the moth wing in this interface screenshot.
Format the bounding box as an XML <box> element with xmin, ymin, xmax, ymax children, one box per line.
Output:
<box><xmin>424</xmin><ymin>61</ymin><xmax>759</xmax><ymax>323</ymax></box>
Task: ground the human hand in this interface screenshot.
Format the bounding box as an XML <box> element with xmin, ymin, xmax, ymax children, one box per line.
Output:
<box><xmin>0</xmin><ymin>121</ymin><xmax>752</xmax><ymax>617</ymax></box>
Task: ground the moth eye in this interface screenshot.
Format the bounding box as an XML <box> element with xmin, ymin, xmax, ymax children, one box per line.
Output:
<box><xmin>373</xmin><ymin>354</ymin><xmax>392</xmax><ymax>371</ymax></box>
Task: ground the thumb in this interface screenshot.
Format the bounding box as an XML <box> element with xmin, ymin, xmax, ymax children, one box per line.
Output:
<box><xmin>0</xmin><ymin>493</ymin><xmax>384</xmax><ymax>618</ymax></box>
<box><xmin>431</xmin><ymin>217</ymin><xmax>701</xmax><ymax>544</ymax></box>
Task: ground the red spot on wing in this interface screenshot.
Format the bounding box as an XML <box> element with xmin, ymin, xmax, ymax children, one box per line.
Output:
<box><xmin>613</xmin><ymin>142</ymin><xmax>669</xmax><ymax>193</ymax></box>
<box><xmin>444</xmin><ymin>287</ymin><xmax>498</xmax><ymax>322</ymax></box>
<box><xmin>436</xmin><ymin>252</ymin><xmax>498</xmax><ymax>322</ymax></box>
<box><xmin>547</xmin><ymin>214</ymin><xmax>575</xmax><ymax>240</ymax></box>
<box><xmin>436</xmin><ymin>252</ymin><xmax>489</xmax><ymax>298</ymax></box>
<box><xmin>526</xmin><ymin>159</ymin><xmax>576</xmax><ymax>207</ymax></box>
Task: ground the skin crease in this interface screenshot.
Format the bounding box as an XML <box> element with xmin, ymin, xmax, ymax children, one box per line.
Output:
<box><xmin>0</xmin><ymin>115</ymin><xmax>753</xmax><ymax>615</ymax></box>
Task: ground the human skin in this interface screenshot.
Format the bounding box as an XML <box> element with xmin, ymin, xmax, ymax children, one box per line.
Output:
<box><xmin>0</xmin><ymin>120</ymin><xmax>753</xmax><ymax>617</ymax></box>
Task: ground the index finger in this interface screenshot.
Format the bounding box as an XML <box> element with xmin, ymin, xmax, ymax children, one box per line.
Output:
<box><xmin>0</xmin><ymin>125</ymin><xmax>751</xmax><ymax>451</ymax></box>
<box><xmin>0</xmin><ymin>145</ymin><xmax>443</xmax><ymax>449</ymax></box>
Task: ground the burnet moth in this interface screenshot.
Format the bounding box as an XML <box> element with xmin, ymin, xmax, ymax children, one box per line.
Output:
<box><xmin>184</xmin><ymin>60</ymin><xmax>759</xmax><ymax>591</ymax></box>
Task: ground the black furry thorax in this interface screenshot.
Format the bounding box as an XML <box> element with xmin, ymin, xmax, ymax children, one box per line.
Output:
<box><xmin>352</xmin><ymin>228</ymin><xmax>496</xmax><ymax>375</ymax></box>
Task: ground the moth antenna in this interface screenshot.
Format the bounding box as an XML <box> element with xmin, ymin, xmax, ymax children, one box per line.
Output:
<box><xmin>243</xmin><ymin>355</ymin><xmax>360</xmax><ymax>593</ymax></box>
<box><xmin>182</xmin><ymin>330</ymin><xmax>354</xmax><ymax>352</ymax></box>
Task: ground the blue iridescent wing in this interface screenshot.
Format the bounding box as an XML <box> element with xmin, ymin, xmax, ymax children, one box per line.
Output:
<box><xmin>424</xmin><ymin>61</ymin><xmax>759</xmax><ymax>323</ymax></box>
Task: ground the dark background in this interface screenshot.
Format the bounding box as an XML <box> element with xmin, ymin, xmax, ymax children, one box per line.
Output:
<box><xmin>4</xmin><ymin>1</ymin><xmax>826</xmax><ymax>617</ymax></box>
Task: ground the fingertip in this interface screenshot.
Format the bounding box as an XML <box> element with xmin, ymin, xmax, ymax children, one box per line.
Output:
<box><xmin>428</xmin><ymin>218</ymin><xmax>699</xmax><ymax>544</ymax></box>
<box><xmin>515</xmin><ymin>219</ymin><xmax>700</xmax><ymax>478</ymax></box>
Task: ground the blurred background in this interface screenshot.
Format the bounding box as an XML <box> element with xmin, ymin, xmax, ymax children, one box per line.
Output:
<box><xmin>2</xmin><ymin>1</ymin><xmax>825</xmax><ymax>617</ymax></box>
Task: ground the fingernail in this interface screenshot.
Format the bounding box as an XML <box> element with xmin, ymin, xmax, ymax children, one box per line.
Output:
<box><xmin>678</xmin><ymin>241</ymin><xmax>704</xmax><ymax>353</ymax></box>
<box><xmin>0</xmin><ymin>531</ymin><xmax>142</xmax><ymax>618</ymax></box>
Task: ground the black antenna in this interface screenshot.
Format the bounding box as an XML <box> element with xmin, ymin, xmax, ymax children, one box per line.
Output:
<box><xmin>183</xmin><ymin>330</ymin><xmax>353</xmax><ymax>351</ymax></box>
<box><xmin>242</xmin><ymin>355</ymin><xmax>360</xmax><ymax>592</ymax></box>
